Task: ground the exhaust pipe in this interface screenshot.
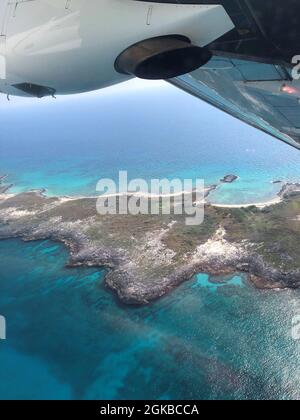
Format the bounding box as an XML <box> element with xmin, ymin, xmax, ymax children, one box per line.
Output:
<box><xmin>115</xmin><ymin>35</ymin><xmax>212</xmax><ymax>80</ymax></box>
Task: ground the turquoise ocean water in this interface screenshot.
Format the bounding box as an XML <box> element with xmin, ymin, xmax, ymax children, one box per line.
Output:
<box><xmin>1</xmin><ymin>82</ymin><xmax>300</xmax><ymax>203</ymax></box>
<box><xmin>0</xmin><ymin>81</ymin><xmax>300</xmax><ymax>399</ymax></box>
<box><xmin>0</xmin><ymin>239</ymin><xmax>299</xmax><ymax>400</ymax></box>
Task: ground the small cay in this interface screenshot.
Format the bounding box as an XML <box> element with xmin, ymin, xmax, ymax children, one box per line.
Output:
<box><xmin>220</xmin><ymin>174</ymin><xmax>238</xmax><ymax>183</ymax></box>
<box><xmin>1</xmin><ymin>179</ymin><xmax>300</xmax><ymax>305</ymax></box>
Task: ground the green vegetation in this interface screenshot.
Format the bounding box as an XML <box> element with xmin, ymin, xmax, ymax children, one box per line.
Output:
<box><xmin>1</xmin><ymin>187</ymin><xmax>300</xmax><ymax>303</ymax></box>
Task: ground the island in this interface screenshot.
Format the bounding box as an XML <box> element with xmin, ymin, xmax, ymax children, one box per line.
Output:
<box><xmin>1</xmin><ymin>178</ymin><xmax>300</xmax><ymax>305</ymax></box>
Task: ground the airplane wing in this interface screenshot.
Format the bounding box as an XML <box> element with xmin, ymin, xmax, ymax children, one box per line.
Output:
<box><xmin>171</xmin><ymin>57</ymin><xmax>300</xmax><ymax>150</ymax></box>
<box><xmin>145</xmin><ymin>0</ymin><xmax>300</xmax><ymax>150</ymax></box>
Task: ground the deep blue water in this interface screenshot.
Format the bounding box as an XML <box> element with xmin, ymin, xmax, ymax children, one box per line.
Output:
<box><xmin>0</xmin><ymin>239</ymin><xmax>299</xmax><ymax>400</ymax></box>
<box><xmin>1</xmin><ymin>81</ymin><xmax>300</xmax><ymax>204</ymax></box>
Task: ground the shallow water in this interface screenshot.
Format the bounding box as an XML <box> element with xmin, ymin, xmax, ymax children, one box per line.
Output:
<box><xmin>0</xmin><ymin>239</ymin><xmax>299</xmax><ymax>400</ymax></box>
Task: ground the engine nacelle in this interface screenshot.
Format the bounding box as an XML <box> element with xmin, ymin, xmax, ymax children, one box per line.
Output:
<box><xmin>115</xmin><ymin>35</ymin><xmax>212</xmax><ymax>80</ymax></box>
<box><xmin>0</xmin><ymin>0</ymin><xmax>234</xmax><ymax>97</ymax></box>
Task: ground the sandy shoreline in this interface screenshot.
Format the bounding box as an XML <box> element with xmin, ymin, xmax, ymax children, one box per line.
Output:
<box><xmin>210</xmin><ymin>196</ymin><xmax>282</xmax><ymax>209</ymax></box>
<box><xmin>0</xmin><ymin>188</ymin><xmax>284</xmax><ymax>209</ymax></box>
<box><xmin>2</xmin><ymin>175</ymin><xmax>298</xmax><ymax>210</ymax></box>
<box><xmin>61</xmin><ymin>188</ymin><xmax>284</xmax><ymax>209</ymax></box>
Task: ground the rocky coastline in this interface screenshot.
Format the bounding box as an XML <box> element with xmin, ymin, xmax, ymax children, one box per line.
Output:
<box><xmin>1</xmin><ymin>177</ymin><xmax>300</xmax><ymax>305</ymax></box>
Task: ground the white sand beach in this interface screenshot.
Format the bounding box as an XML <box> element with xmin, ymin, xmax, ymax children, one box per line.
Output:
<box><xmin>210</xmin><ymin>196</ymin><xmax>282</xmax><ymax>209</ymax></box>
